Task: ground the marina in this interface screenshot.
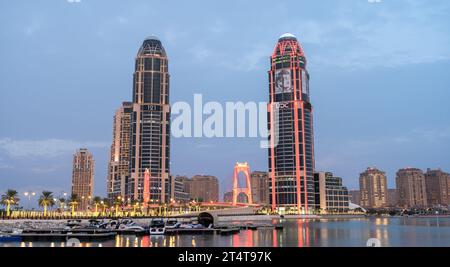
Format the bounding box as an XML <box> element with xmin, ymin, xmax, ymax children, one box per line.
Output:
<box><xmin>0</xmin><ymin>216</ymin><xmax>286</xmax><ymax>243</ymax></box>
<box><xmin>1</xmin><ymin>217</ymin><xmax>449</xmax><ymax>247</ymax></box>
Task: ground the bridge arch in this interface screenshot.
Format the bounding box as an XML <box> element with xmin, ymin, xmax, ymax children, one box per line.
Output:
<box><xmin>198</xmin><ymin>212</ymin><xmax>217</xmax><ymax>227</ymax></box>
<box><xmin>232</xmin><ymin>162</ymin><xmax>253</xmax><ymax>206</ymax></box>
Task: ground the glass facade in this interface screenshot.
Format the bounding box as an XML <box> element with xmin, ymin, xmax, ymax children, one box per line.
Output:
<box><xmin>107</xmin><ymin>102</ymin><xmax>133</xmax><ymax>203</ymax></box>
<box><xmin>268</xmin><ymin>34</ymin><xmax>315</xmax><ymax>213</ymax></box>
<box><xmin>128</xmin><ymin>37</ymin><xmax>171</xmax><ymax>203</ymax></box>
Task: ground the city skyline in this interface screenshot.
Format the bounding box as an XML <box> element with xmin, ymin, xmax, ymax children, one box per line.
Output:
<box><xmin>1</xmin><ymin>0</ymin><xmax>450</xmax><ymax>199</ymax></box>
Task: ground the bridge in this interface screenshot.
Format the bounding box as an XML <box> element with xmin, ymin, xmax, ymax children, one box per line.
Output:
<box><xmin>173</xmin><ymin>206</ymin><xmax>260</xmax><ymax>227</ymax></box>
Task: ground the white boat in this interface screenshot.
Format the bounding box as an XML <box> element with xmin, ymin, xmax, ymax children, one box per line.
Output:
<box><xmin>149</xmin><ymin>219</ymin><xmax>165</xmax><ymax>235</ymax></box>
<box><xmin>118</xmin><ymin>219</ymin><xmax>144</xmax><ymax>231</ymax></box>
<box><xmin>165</xmin><ymin>219</ymin><xmax>180</xmax><ymax>229</ymax></box>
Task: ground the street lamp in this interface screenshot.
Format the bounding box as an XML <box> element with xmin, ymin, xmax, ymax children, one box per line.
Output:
<box><xmin>23</xmin><ymin>191</ymin><xmax>36</xmax><ymax>210</ymax></box>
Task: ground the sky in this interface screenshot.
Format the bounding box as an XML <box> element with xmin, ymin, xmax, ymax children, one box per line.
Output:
<box><xmin>0</xmin><ymin>0</ymin><xmax>450</xmax><ymax>204</ymax></box>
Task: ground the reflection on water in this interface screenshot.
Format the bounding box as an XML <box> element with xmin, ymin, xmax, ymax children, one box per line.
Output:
<box><xmin>4</xmin><ymin>217</ymin><xmax>450</xmax><ymax>247</ymax></box>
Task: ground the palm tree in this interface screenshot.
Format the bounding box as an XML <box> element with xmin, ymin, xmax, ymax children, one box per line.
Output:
<box><xmin>92</xmin><ymin>196</ymin><xmax>102</xmax><ymax>215</ymax></box>
<box><xmin>1</xmin><ymin>189</ymin><xmax>20</xmax><ymax>217</ymax></box>
<box><xmin>68</xmin><ymin>194</ymin><xmax>79</xmax><ymax>216</ymax></box>
<box><xmin>38</xmin><ymin>191</ymin><xmax>55</xmax><ymax>216</ymax></box>
<box><xmin>114</xmin><ymin>197</ymin><xmax>123</xmax><ymax>215</ymax></box>
<box><xmin>130</xmin><ymin>199</ymin><xmax>140</xmax><ymax>215</ymax></box>
<box><xmin>101</xmin><ymin>198</ymin><xmax>109</xmax><ymax>216</ymax></box>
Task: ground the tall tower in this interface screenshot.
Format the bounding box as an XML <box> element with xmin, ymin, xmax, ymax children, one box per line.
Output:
<box><xmin>129</xmin><ymin>36</ymin><xmax>171</xmax><ymax>203</ymax></box>
<box><xmin>107</xmin><ymin>102</ymin><xmax>132</xmax><ymax>202</ymax></box>
<box><xmin>72</xmin><ymin>148</ymin><xmax>94</xmax><ymax>210</ymax></box>
<box><xmin>268</xmin><ymin>33</ymin><xmax>315</xmax><ymax>214</ymax></box>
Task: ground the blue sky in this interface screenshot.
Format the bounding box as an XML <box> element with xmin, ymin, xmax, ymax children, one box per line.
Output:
<box><xmin>1</xmin><ymin>0</ymin><xmax>450</xmax><ymax>202</ymax></box>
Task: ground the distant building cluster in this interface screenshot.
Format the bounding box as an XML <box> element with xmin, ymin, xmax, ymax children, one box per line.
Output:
<box><xmin>350</xmin><ymin>167</ymin><xmax>450</xmax><ymax>210</ymax></box>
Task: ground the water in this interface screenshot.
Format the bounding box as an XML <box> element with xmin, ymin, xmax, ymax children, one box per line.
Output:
<box><xmin>2</xmin><ymin>217</ymin><xmax>449</xmax><ymax>247</ymax></box>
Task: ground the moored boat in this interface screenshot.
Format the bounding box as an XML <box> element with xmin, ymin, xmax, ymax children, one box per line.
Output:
<box><xmin>149</xmin><ymin>219</ymin><xmax>165</xmax><ymax>235</ymax></box>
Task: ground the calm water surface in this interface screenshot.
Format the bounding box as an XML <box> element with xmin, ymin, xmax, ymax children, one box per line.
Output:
<box><xmin>2</xmin><ymin>217</ymin><xmax>449</xmax><ymax>247</ymax></box>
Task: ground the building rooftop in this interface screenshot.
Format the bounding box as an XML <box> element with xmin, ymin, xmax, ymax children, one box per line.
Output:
<box><xmin>137</xmin><ymin>36</ymin><xmax>166</xmax><ymax>57</ymax></box>
<box><xmin>279</xmin><ymin>32</ymin><xmax>297</xmax><ymax>41</ymax></box>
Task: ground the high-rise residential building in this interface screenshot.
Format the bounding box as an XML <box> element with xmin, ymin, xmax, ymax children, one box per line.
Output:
<box><xmin>387</xmin><ymin>189</ymin><xmax>399</xmax><ymax>207</ymax></box>
<box><xmin>176</xmin><ymin>175</ymin><xmax>191</xmax><ymax>198</ymax></box>
<box><xmin>128</xmin><ymin>36</ymin><xmax>171</xmax><ymax>203</ymax></box>
<box><xmin>349</xmin><ymin>190</ymin><xmax>361</xmax><ymax>205</ymax></box>
<box><xmin>314</xmin><ymin>172</ymin><xmax>349</xmax><ymax>213</ymax></box>
<box><xmin>267</xmin><ymin>33</ymin><xmax>315</xmax><ymax>214</ymax></box>
<box><xmin>169</xmin><ymin>175</ymin><xmax>190</xmax><ymax>203</ymax></box>
<box><xmin>396</xmin><ymin>168</ymin><xmax>427</xmax><ymax>208</ymax></box>
<box><xmin>359</xmin><ymin>167</ymin><xmax>388</xmax><ymax>209</ymax></box>
<box><xmin>425</xmin><ymin>168</ymin><xmax>450</xmax><ymax>207</ymax></box>
<box><xmin>71</xmin><ymin>148</ymin><xmax>94</xmax><ymax>211</ymax></box>
<box><xmin>189</xmin><ymin>175</ymin><xmax>219</xmax><ymax>202</ymax></box>
<box><xmin>250</xmin><ymin>171</ymin><xmax>269</xmax><ymax>205</ymax></box>
<box><xmin>107</xmin><ymin>102</ymin><xmax>133</xmax><ymax>203</ymax></box>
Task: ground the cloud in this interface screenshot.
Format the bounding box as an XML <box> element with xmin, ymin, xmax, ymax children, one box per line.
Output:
<box><xmin>0</xmin><ymin>138</ymin><xmax>109</xmax><ymax>158</ymax></box>
<box><xmin>24</xmin><ymin>22</ymin><xmax>41</xmax><ymax>36</ymax></box>
<box><xmin>209</xmin><ymin>19</ymin><xmax>228</xmax><ymax>34</ymax></box>
<box><xmin>316</xmin><ymin>127</ymin><xmax>450</xmax><ymax>171</ymax></box>
<box><xmin>217</xmin><ymin>42</ymin><xmax>272</xmax><ymax>72</ymax></box>
<box><xmin>116</xmin><ymin>16</ymin><xmax>128</xmax><ymax>24</ymax></box>
<box><xmin>163</xmin><ymin>28</ymin><xmax>188</xmax><ymax>45</ymax></box>
<box><xmin>190</xmin><ymin>44</ymin><xmax>212</xmax><ymax>61</ymax></box>
<box><xmin>289</xmin><ymin>1</ymin><xmax>450</xmax><ymax>69</ymax></box>
<box><xmin>31</xmin><ymin>166</ymin><xmax>59</xmax><ymax>174</ymax></box>
<box><xmin>412</xmin><ymin>128</ymin><xmax>450</xmax><ymax>143</ymax></box>
<box><xmin>0</xmin><ymin>163</ymin><xmax>13</xmax><ymax>170</ymax></box>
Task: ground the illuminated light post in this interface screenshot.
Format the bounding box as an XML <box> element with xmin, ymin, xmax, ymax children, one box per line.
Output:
<box><xmin>143</xmin><ymin>168</ymin><xmax>150</xmax><ymax>206</ymax></box>
<box><xmin>99</xmin><ymin>200</ymin><xmax>104</xmax><ymax>215</ymax></box>
<box><xmin>88</xmin><ymin>196</ymin><xmax>92</xmax><ymax>213</ymax></box>
<box><xmin>81</xmin><ymin>196</ymin><xmax>85</xmax><ymax>215</ymax></box>
<box><xmin>115</xmin><ymin>196</ymin><xmax>122</xmax><ymax>216</ymax></box>
<box><xmin>133</xmin><ymin>202</ymin><xmax>139</xmax><ymax>216</ymax></box>
<box><xmin>24</xmin><ymin>191</ymin><xmax>36</xmax><ymax>210</ymax></box>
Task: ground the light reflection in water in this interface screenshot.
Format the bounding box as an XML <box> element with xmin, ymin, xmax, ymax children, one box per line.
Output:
<box><xmin>3</xmin><ymin>218</ymin><xmax>450</xmax><ymax>247</ymax></box>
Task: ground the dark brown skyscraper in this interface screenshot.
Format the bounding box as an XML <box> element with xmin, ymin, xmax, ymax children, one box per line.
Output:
<box><xmin>268</xmin><ymin>33</ymin><xmax>315</xmax><ymax>213</ymax></box>
<box><xmin>129</xmin><ymin>36</ymin><xmax>171</xmax><ymax>203</ymax></box>
<box><xmin>71</xmin><ymin>148</ymin><xmax>94</xmax><ymax>211</ymax></box>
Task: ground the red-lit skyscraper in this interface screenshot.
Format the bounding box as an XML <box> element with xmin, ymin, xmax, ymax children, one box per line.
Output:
<box><xmin>268</xmin><ymin>33</ymin><xmax>315</xmax><ymax>214</ymax></box>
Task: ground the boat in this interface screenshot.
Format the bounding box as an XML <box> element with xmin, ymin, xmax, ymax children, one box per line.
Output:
<box><xmin>65</xmin><ymin>219</ymin><xmax>83</xmax><ymax>230</ymax></box>
<box><xmin>117</xmin><ymin>219</ymin><xmax>145</xmax><ymax>234</ymax></box>
<box><xmin>149</xmin><ymin>219</ymin><xmax>165</xmax><ymax>235</ymax></box>
<box><xmin>165</xmin><ymin>219</ymin><xmax>181</xmax><ymax>229</ymax></box>
<box><xmin>0</xmin><ymin>232</ymin><xmax>22</xmax><ymax>242</ymax></box>
<box><xmin>15</xmin><ymin>231</ymin><xmax>117</xmax><ymax>241</ymax></box>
